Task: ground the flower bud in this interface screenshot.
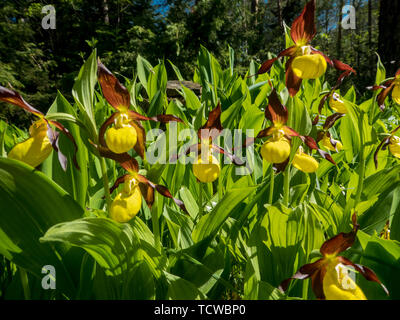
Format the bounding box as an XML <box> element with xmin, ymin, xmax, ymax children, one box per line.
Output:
<box><xmin>292</xmin><ymin>53</ymin><xmax>327</xmax><ymax>79</ymax></box>
<box><xmin>260</xmin><ymin>137</ymin><xmax>291</xmax><ymax>164</ymax></box>
<box><xmin>292</xmin><ymin>148</ymin><xmax>319</xmax><ymax>173</ymax></box>
<box><xmin>110</xmin><ymin>178</ymin><xmax>142</xmax><ymax>223</ymax></box>
<box><xmin>323</xmin><ymin>261</ymin><xmax>367</xmax><ymax>300</ymax></box>
<box><xmin>8</xmin><ymin>119</ymin><xmax>52</xmax><ymax>168</ymax></box>
<box><xmin>193</xmin><ymin>154</ymin><xmax>220</xmax><ymax>183</ymax></box>
<box><xmin>329</xmin><ymin>93</ymin><xmax>347</xmax><ymax>114</ymax></box>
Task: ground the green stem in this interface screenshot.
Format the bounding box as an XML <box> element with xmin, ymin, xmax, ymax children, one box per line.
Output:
<box><xmin>151</xmin><ymin>201</ymin><xmax>161</xmax><ymax>252</ymax></box>
<box><xmin>368</xmin><ymin>91</ymin><xmax>378</xmax><ymax>125</ymax></box>
<box><xmin>198</xmin><ymin>182</ymin><xmax>203</xmax><ymax>217</ymax></box>
<box><xmin>354</xmin><ymin>112</ymin><xmax>365</xmax><ymax>207</ymax></box>
<box><xmin>302</xmin><ymin>277</ymin><xmax>309</xmax><ymax>300</ymax></box>
<box><xmin>283</xmin><ymin>166</ymin><xmax>291</xmax><ymax>206</ymax></box>
<box><xmin>99</xmin><ymin>156</ymin><xmax>112</xmax><ymax>212</ymax></box>
<box><xmin>269</xmin><ymin>165</ymin><xmax>275</xmax><ymax>204</ymax></box>
<box><xmin>218</xmin><ymin>175</ymin><xmax>223</xmax><ymax>200</ymax></box>
<box><xmin>19</xmin><ymin>268</ymin><xmax>30</xmax><ymax>300</ymax></box>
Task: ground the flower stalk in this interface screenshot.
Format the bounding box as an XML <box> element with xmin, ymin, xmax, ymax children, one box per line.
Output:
<box><xmin>99</xmin><ymin>156</ymin><xmax>112</xmax><ymax>211</ymax></box>
<box><xmin>269</xmin><ymin>165</ymin><xmax>275</xmax><ymax>204</ymax></box>
<box><xmin>354</xmin><ymin>112</ymin><xmax>365</xmax><ymax>207</ymax></box>
<box><xmin>151</xmin><ymin>200</ymin><xmax>161</xmax><ymax>253</ymax></box>
<box><xmin>283</xmin><ymin>166</ymin><xmax>291</xmax><ymax>206</ymax></box>
<box><xmin>198</xmin><ymin>182</ymin><xmax>203</xmax><ymax>217</ymax></box>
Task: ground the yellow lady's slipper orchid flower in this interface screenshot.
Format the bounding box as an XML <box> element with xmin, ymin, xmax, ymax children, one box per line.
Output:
<box><xmin>323</xmin><ymin>260</ymin><xmax>367</xmax><ymax>300</ymax></box>
<box><xmin>292</xmin><ymin>147</ymin><xmax>319</xmax><ymax>173</ymax></box>
<box><xmin>280</xmin><ymin>214</ymin><xmax>388</xmax><ymax>300</ymax></box>
<box><xmin>110</xmin><ymin>176</ymin><xmax>142</xmax><ymax>223</ymax></box>
<box><xmin>392</xmin><ymin>78</ymin><xmax>400</xmax><ymax>105</ymax></box>
<box><xmin>105</xmin><ymin>112</ymin><xmax>138</xmax><ymax>154</ymax></box>
<box><xmin>329</xmin><ymin>92</ymin><xmax>347</xmax><ymax>114</ymax></box>
<box><xmin>8</xmin><ymin>119</ymin><xmax>53</xmax><ymax>168</ymax></box>
<box><xmin>370</xmin><ymin>70</ymin><xmax>400</xmax><ymax>110</ymax></box>
<box><xmin>0</xmin><ymin>86</ymin><xmax>80</xmax><ymax>171</ymax></box>
<box><xmin>193</xmin><ymin>153</ymin><xmax>221</xmax><ymax>183</ymax></box>
<box><xmin>389</xmin><ymin>135</ymin><xmax>400</xmax><ymax>158</ymax></box>
<box><xmin>321</xmin><ymin>134</ymin><xmax>343</xmax><ymax>152</ymax></box>
<box><xmin>257</xmin><ymin>1</ymin><xmax>355</xmax><ymax>97</ymax></box>
<box><xmin>292</xmin><ymin>48</ymin><xmax>327</xmax><ymax>80</ymax></box>
<box><xmin>261</xmin><ymin>130</ymin><xmax>291</xmax><ymax>164</ymax></box>
<box><xmin>98</xmin><ymin>60</ymin><xmax>183</xmax><ymax>159</ymax></box>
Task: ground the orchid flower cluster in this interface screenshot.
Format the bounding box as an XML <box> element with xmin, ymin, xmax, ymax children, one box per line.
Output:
<box><xmin>0</xmin><ymin>0</ymin><xmax>396</xmax><ymax>301</ymax></box>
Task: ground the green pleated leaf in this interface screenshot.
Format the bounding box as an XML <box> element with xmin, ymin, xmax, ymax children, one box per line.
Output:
<box><xmin>42</xmin><ymin>92</ymin><xmax>89</xmax><ymax>208</ymax></box>
<box><xmin>137</xmin><ymin>55</ymin><xmax>153</xmax><ymax>95</ymax></box>
<box><xmin>0</xmin><ymin>158</ymin><xmax>84</xmax><ymax>296</ymax></box>
<box><xmin>358</xmin><ymin>235</ymin><xmax>400</xmax><ymax>300</ymax></box>
<box><xmin>181</xmin><ymin>85</ymin><xmax>201</xmax><ymax>110</ymax></box>
<box><xmin>164</xmin><ymin>272</ymin><xmax>207</xmax><ymax>300</ymax></box>
<box><xmin>192</xmin><ymin>186</ymin><xmax>256</xmax><ymax>242</ymax></box>
<box><xmin>72</xmin><ymin>49</ymin><xmax>98</xmax><ymax>138</ymax></box>
<box><xmin>40</xmin><ymin>217</ymin><xmax>164</xmax><ymax>279</ymax></box>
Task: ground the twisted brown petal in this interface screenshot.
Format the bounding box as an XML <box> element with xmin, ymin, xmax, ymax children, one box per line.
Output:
<box><xmin>374</xmin><ymin>137</ymin><xmax>391</xmax><ymax>169</ymax></box>
<box><xmin>300</xmin><ymin>135</ymin><xmax>336</xmax><ymax>165</ymax></box>
<box><xmin>311</xmin><ymin>48</ymin><xmax>334</xmax><ymax>67</ymax></box>
<box><xmin>279</xmin><ymin>258</ymin><xmax>324</xmax><ymax>293</ymax></box>
<box><xmin>332</xmin><ymin>59</ymin><xmax>356</xmax><ymax>75</ymax></box>
<box><xmin>377</xmin><ymin>82</ymin><xmax>395</xmax><ymax>111</ymax></box>
<box><xmin>130</xmin><ymin>120</ymin><xmax>146</xmax><ymax>159</ymax></box>
<box><xmin>320</xmin><ymin>213</ymin><xmax>359</xmax><ymax>256</ymax></box>
<box><xmin>139</xmin><ymin>182</ymin><xmax>155</xmax><ymax>209</ymax></box>
<box><xmin>109</xmin><ymin>174</ymin><xmax>130</xmax><ymax>195</ymax></box>
<box><xmin>266</xmin><ymin>89</ymin><xmax>288</xmax><ymax>125</ymax></box>
<box><xmin>257</xmin><ymin>57</ymin><xmax>279</xmax><ymax>75</ymax></box>
<box><xmin>136</xmin><ymin>174</ymin><xmax>188</xmax><ymax>214</ymax></box>
<box><xmin>46</xmin><ymin>124</ymin><xmax>67</xmax><ymax>171</ymax></box>
<box><xmin>338</xmin><ymin>256</ymin><xmax>389</xmax><ymax>296</ymax></box>
<box><xmin>0</xmin><ymin>86</ymin><xmax>43</xmax><ymax>117</ymax></box>
<box><xmin>170</xmin><ymin>143</ymin><xmax>200</xmax><ymax>162</ymax></box>
<box><xmin>96</xmin><ymin>143</ymin><xmax>139</xmax><ymax>173</ymax></box>
<box><xmin>323</xmin><ymin>113</ymin><xmax>345</xmax><ymax>130</ymax></box>
<box><xmin>49</xmin><ymin>119</ymin><xmax>80</xmax><ymax>170</ymax></box>
<box><xmin>210</xmin><ymin>144</ymin><xmax>245</xmax><ymax>166</ymax></box>
<box><xmin>257</xmin><ymin>46</ymin><xmax>297</xmax><ymax>75</ymax></box>
<box><xmin>286</xmin><ymin>58</ymin><xmax>303</xmax><ymax>97</ymax></box>
<box><xmin>273</xmin><ymin>158</ymin><xmax>289</xmax><ymax>173</ymax></box>
<box><xmin>198</xmin><ymin>102</ymin><xmax>223</xmax><ymax>140</ymax></box>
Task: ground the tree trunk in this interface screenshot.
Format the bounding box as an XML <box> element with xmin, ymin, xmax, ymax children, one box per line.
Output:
<box><xmin>277</xmin><ymin>0</ymin><xmax>283</xmax><ymax>30</ymax></box>
<box><xmin>337</xmin><ymin>0</ymin><xmax>344</xmax><ymax>60</ymax></box>
<box><xmin>354</xmin><ymin>0</ymin><xmax>360</xmax><ymax>72</ymax></box>
<box><xmin>103</xmin><ymin>0</ymin><xmax>110</xmax><ymax>25</ymax></box>
<box><xmin>251</xmin><ymin>0</ymin><xmax>259</xmax><ymax>14</ymax></box>
<box><xmin>368</xmin><ymin>0</ymin><xmax>372</xmax><ymax>48</ymax></box>
<box><xmin>368</xmin><ymin>0</ymin><xmax>373</xmax><ymax>77</ymax></box>
<box><xmin>251</xmin><ymin>0</ymin><xmax>259</xmax><ymax>25</ymax></box>
<box><xmin>378</xmin><ymin>0</ymin><xmax>400</xmax><ymax>75</ymax></box>
<box><xmin>325</xmin><ymin>7</ymin><xmax>329</xmax><ymax>34</ymax></box>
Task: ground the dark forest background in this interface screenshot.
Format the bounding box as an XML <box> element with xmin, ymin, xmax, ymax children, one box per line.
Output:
<box><xmin>1</xmin><ymin>0</ymin><xmax>399</xmax><ymax>126</ymax></box>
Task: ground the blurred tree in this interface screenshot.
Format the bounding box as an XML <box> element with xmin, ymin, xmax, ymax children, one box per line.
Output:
<box><xmin>0</xmin><ymin>0</ymin><xmax>384</xmax><ymax>126</ymax></box>
<box><xmin>378</xmin><ymin>0</ymin><xmax>400</xmax><ymax>75</ymax></box>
